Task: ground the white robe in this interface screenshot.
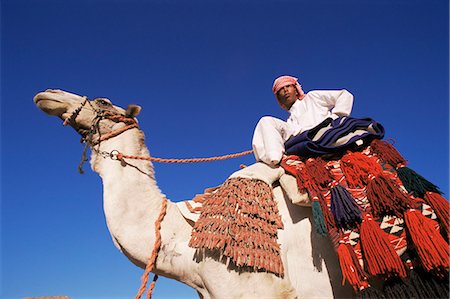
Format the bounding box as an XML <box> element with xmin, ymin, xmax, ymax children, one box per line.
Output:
<box><xmin>252</xmin><ymin>89</ymin><xmax>354</xmax><ymax>165</ymax></box>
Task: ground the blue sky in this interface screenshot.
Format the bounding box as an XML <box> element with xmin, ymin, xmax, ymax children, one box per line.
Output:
<box><xmin>1</xmin><ymin>0</ymin><xmax>448</xmax><ymax>298</ymax></box>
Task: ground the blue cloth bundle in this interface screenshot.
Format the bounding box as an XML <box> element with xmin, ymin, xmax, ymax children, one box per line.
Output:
<box><xmin>285</xmin><ymin>116</ymin><xmax>385</xmax><ymax>158</ymax></box>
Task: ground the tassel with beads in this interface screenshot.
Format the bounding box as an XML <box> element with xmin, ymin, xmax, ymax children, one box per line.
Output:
<box><xmin>330</xmin><ymin>184</ymin><xmax>362</xmax><ymax>229</ymax></box>
<box><xmin>359</xmin><ymin>213</ymin><xmax>406</xmax><ymax>277</ymax></box>
<box><xmin>396</xmin><ymin>166</ymin><xmax>442</xmax><ymax>198</ymax></box>
<box><xmin>403</xmin><ymin>209</ymin><xmax>449</xmax><ymax>274</ymax></box>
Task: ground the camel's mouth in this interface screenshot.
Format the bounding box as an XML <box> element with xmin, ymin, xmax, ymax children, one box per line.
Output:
<box><xmin>34</xmin><ymin>89</ymin><xmax>89</xmax><ymax>120</ymax></box>
<box><xmin>34</xmin><ymin>91</ymin><xmax>70</xmax><ymax>118</ymax></box>
<box><xmin>35</xmin><ymin>99</ymin><xmax>68</xmax><ymax>117</ymax></box>
<box><xmin>34</xmin><ymin>89</ymin><xmax>93</xmax><ymax>137</ymax></box>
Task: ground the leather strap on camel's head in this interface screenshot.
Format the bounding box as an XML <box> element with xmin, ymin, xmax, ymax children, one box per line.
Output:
<box><xmin>63</xmin><ymin>97</ymin><xmax>142</xmax><ymax>173</ymax></box>
<box><xmin>63</xmin><ymin>96</ymin><xmax>253</xmax><ymax>173</ymax></box>
<box><xmin>64</xmin><ymin>96</ymin><xmax>141</xmax><ymax>146</ymax></box>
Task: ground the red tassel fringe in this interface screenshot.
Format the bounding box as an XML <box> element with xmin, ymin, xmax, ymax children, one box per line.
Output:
<box><xmin>424</xmin><ymin>192</ymin><xmax>449</xmax><ymax>236</ymax></box>
<box><xmin>404</xmin><ymin>209</ymin><xmax>449</xmax><ymax>274</ymax></box>
<box><xmin>305</xmin><ymin>157</ymin><xmax>334</xmax><ymax>189</ymax></box>
<box><xmin>282</xmin><ymin>147</ymin><xmax>448</xmax><ymax>293</ymax></box>
<box><xmin>280</xmin><ymin>156</ymin><xmax>310</xmax><ymax>193</ymax></box>
<box><xmin>359</xmin><ymin>213</ymin><xmax>407</xmax><ymax>277</ymax></box>
<box><xmin>337</xmin><ymin>242</ymin><xmax>368</xmax><ymax>291</ymax></box>
<box><xmin>370</xmin><ymin>139</ymin><xmax>407</xmax><ymax>167</ymax></box>
<box><xmin>366</xmin><ymin>175</ymin><xmax>412</xmax><ymax>218</ymax></box>
<box><xmin>315</xmin><ymin>192</ymin><xmax>336</xmax><ymax>230</ymax></box>
<box><xmin>295</xmin><ymin>165</ymin><xmax>310</xmax><ymax>192</ymax></box>
<box><xmin>340</xmin><ymin>151</ymin><xmax>383</xmax><ymax>188</ymax></box>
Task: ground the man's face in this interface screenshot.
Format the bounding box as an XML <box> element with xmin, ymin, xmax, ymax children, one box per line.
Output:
<box><xmin>276</xmin><ymin>84</ymin><xmax>298</xmax><ymax>111</ymax></box>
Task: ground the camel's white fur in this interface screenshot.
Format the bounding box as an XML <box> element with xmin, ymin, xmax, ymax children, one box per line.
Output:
<box><xmin>34</xmin><ymin>89</ymin><xmax>353</xmax><ymax>299</ymax></box>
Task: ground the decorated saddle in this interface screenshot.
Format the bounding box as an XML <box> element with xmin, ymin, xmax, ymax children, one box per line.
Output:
<box><xmin>188</xmin><ymin>116</ymin><xmax>449</xmax><ymax>298</ymax></box>
<box><xmin>281</xmin><ymin>117</ymin><xmax>449</xmax><ymax>298</ymax></box>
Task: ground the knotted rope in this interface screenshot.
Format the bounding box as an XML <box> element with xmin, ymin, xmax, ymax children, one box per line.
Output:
<box><xmin>135</xmin><ymin>197</ymin><xmax>168</xmax><ymax>299</ymax></box>
<box><xmin>64</xmin><ymin>98</ymin><xmax>254</xmax><ymax>298</ymax></box>
<box><xmin>117</xmin><ymin>149</ymin><xmax>254</xmax><ymax>164</ymax></box>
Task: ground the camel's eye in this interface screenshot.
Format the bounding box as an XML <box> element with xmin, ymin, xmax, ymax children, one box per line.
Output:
<box><xmin>94</xmin><ymin>98</ymin><xmax>112</xmax><ymax>107</ymax></box>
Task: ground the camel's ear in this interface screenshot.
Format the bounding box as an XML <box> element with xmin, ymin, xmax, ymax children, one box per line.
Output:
<box><xmin>125</xmin><ymin>104</ymin><xmax>141</xmax><ymax>118</ymax></box>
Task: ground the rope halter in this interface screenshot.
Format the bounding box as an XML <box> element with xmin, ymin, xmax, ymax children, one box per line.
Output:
<box><xmin>64</xmin><ymin>96</ymin><xmax>253</xmax><ymax>174</ymax></box>
<box><xmin>65</xmin><ymin>97</ymin><xmax>167</xmax><ymax>299</ymax></box>
<box><xmin>65</xmin><ymin>97</ymin><xmax>139</xmax><ymax>143</ymax></box>
<box><xmin>63</xmin><ymin>97</ymin><xmax>140</xmax><ymax>173</ymax></box>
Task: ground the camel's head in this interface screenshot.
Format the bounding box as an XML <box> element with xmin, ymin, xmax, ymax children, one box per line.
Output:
<box><xmin>34</xmin><ymin>89</ymin><xmax>141</xmax><ymax>140</ymax></box>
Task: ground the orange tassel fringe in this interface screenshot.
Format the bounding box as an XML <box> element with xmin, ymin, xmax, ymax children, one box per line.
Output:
<box><xmin>189</xmin><ymin>178</ymin><xmax>284</xmax><ymax>276</ymax></box>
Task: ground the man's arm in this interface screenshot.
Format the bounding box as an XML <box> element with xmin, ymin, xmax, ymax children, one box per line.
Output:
<box><xmin>309</xmin><ymin>89</ymin><xmax>354</xmax><ymax>117</ymax></box>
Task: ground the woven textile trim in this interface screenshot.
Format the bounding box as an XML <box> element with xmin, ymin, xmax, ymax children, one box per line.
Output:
<box><xmin>189</xmin><ymin>177</ymin><xmax>284</xmax><ymax>276</ymax></box>
<box><xmin>281</xmin><ymin>142</ymin><xmax>449</xmax><ymax>293</ymax></box>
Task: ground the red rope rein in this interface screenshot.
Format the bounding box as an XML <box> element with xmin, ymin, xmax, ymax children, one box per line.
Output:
<box><xmin>127</xmin><ymin>149</ymin><xmax>252</xmax><ymax>297</ymax></box>
<box><xmin>135</xmin><ymin>197</ymin><xmax>168</xmax><ymax>299</ymax></box>
<box><xmin>67</xmin><ymin>102</ymin><xmax>253</xmax><ymax>297</ymax></box>
<box><xmin>117</xmin><ymin>149</ymin><xmax>254</xmax><ymax>163</ymax></box>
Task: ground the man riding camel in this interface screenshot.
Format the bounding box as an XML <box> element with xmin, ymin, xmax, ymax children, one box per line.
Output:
<box><xmin>252</xmin><ymin>75</ymin><xmax>354</xmax><ymax>166</ymax></box>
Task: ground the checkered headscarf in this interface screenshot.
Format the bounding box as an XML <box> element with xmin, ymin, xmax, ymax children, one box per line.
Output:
<box><xmin>272</xmin><ymin>75</ymin><xmax>305</xmax><ymax>99</ymax></box>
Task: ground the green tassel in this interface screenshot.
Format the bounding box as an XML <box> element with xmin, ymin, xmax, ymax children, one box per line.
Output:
<box><xmin>397</xmin><ymin>166</ymin><xmax>442</xmax><ymax>198</ymax></box>
<box><xmin>312</xmin><ymin>200</ymin><xmax>328</xmax><ymax>236</ymax></box>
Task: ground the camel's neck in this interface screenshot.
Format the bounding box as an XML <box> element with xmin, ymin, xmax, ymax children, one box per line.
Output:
<box><xmin>90</xmin><ymin>128</ymin><xmax>165</xmax><ymax>264</ymax></box>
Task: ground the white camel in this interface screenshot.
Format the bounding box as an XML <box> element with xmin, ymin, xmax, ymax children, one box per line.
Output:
<box><xmin>33</xmin><ymin>89</ymin><xmax>353</xmax><ymax>299</ymax></box>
